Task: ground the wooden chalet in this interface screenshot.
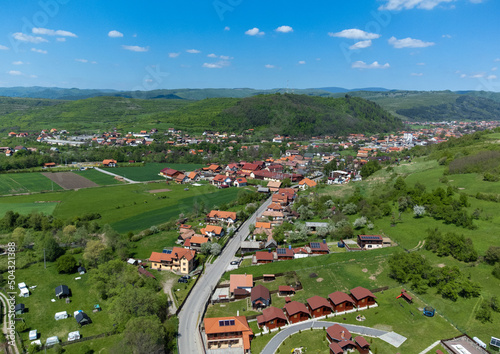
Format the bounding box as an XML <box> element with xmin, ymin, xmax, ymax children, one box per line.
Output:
<box><xmin>328</xmin><ymin>291</ymin><xmax>356</xmax><ymax>313</ymax></box>
<box><xmin>306</xmin><ymin>295</ymin><xmax>333</xmax><ymax>318</ymax></box>
<box><xmin>350</xmin><ymin>286</ymin><xmax>377</xmax><ymax>308</ymax></box>
<box><xmin>257</xmin><ymin>307</ymin><xmax>287</xmax><ymax>330</ymax></box>
<box><xmin>283</xmin><ymin>301</ymin><xmax>310</xmax><ymax>324</ymax></box>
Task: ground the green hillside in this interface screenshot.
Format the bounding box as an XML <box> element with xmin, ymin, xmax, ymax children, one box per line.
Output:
<box><xmin>0</xmin><ymin>93</ymin><xmax>403</xmax><ymax>136</ymax></box>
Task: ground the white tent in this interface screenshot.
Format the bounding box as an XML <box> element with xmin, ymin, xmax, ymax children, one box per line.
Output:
<box><xmin>54</xmin><ymin>311</ymin><xmax>68</xmax><ymax>320</ymax></box>
<box><xmin>29</xmin><ymin>330</ymin><xmax>37</xmax><ymax>341</ymax></box>
<box><xmin>46</xmin><ymin>336</ymin><xmax>59</xmax><ymax>346</ymax></box>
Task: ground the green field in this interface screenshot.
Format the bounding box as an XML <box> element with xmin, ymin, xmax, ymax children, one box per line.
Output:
<box><xmin>0</xmin><ymin>173</ymin><xmax>63</xmax><ymax>195</ymax></box>
<box><xmin>73</xmin><ymin>169</ymin><xmax>125</xmax><ymax>185</ymax></box>
<box><xmin>104</xmin><ymin>163</ymin><xmax>205</xmax><ymax>182</ymax></box>
<box><xmin>0</xmin><ymin>182</ymin><xmax>241</xmax><ymax>233</ymax></box>
<box><xmin>0</xmin><ymin>202</ymin><xmax>59</xmax><ymax>217</ymax></box>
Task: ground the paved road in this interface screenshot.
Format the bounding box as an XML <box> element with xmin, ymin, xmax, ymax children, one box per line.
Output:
<box><xmin>93</xmin><ymin>167</ymin><xmax>139</xmax><ymax>183</ymax></box>
<box><xmin>261</xmin><ymin>320</ymin><xmax>388</xmax><ymax>354</ymax></box>
<box><xmin>178</xmin><ymin>195</ymin><xmax>273</xmax><ymax>354</ymax></box>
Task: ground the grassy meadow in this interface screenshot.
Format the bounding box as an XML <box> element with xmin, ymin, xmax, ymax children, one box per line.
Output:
<box><xmin>73</xmin><ymin>169</ymin><xmax>125</xmax><ymax>186</ymax></box>
<box><xmin>0</xmin><ymin>173</ymin><xmax>63</xmax><ymax>195</ymax></box>
<box><xmin>103</xmin><ymin>163</ymin><xmax>204</xmax><ymax>182</ymax></box>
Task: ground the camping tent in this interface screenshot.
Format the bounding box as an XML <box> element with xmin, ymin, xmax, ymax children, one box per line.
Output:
<box><xmin>55</xmin><ymin>285</ymin><xmax>70</xmax><ymax>299</ymax></box>
<box><xmin>15</xmin><ymin>303</ymin><xmax>25</xmax><ymax>314</ymax></box>
<box><xmin>75</xmin><ymin>312</ymin><xmax>91</xmax><ymax>326</ymax></box>
<box><xmin>54</xmin><ymin>311</ymin><xmax>68</xmax><ymax>320</ymax></box>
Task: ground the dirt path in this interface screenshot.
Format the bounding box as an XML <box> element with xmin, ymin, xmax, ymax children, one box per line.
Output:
<box><xmin>0</xmin><ymin>291</ymin><xmax>20</xmax><ymax>354</ymax></box>
<box><xmin>163</xmin><ymin>278</ymin><xmax>178</xmax><ymax>315</ymax></box>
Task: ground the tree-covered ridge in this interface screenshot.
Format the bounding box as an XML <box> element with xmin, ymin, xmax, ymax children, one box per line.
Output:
<box><xmin>217</xmin><ymin>93</ymin><xmax>403</xmax><ymax>136</ymax></box>
<box><xmin>396</xmin><ymin>95</ymin><xmax>500</xmax><ymax>122</ymax></box>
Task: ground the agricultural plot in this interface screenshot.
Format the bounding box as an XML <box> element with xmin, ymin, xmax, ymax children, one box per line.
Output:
<box><xmin>74</xmin><ymin>168</ymin><xmax>125</xmax><ymax>186</ymax></box>
<box><xmin>0</xmin><ymin>202</ymin><xmax>59</xmax><ymax>217</ymax></box>
<box><xmin>104</xmin><ymin>163</ymin><xmax>204</xmax><ymax>182</ymax></box>
<box><xmin>0</xmin><ymin>173</ymin><xmax>63</xmax><ymax>195</ymax></box>
<box><xmin>42</xmin><ymin>172</ymin><xmax>99</xmax><ymax>190</ymax></box>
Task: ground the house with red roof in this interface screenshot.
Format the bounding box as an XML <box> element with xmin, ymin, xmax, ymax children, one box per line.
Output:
<box><xmin>326</xmin><ymin>324</ymin><xmax>357</xmax><ymax>352</ymax></box>
<box><xmin>203</xmin><ymin>316</ymin><xmax>253</xmax><ymax>353</ymax></box>
<box><xmin>184</xmin><ymin>236</ymin><xmax>209</xmax><ymax>251</ymax></box>
<box><xmin>229</xmin><ymin>274</ymin><xmax>253</xmax><ymax>295</ymax></box>
<box><xmin>328</xmin><ymin>291</ymin><xmax>356</xmax><ymax>313</ymax></box>
<box><xmin>350</xmin><ymin>286</ymin><xmax>377</xmax><ymax>309</ymax></box>
<box><xmin>257</xmin><ymin>306</ymin><xmax>288</xmax><ymax>330</ymax></box>
<box><xmin>254</xmin><ymin>251</ymin><xmax>275</xmax><ymax>264</ymax></box>
<box><xmin>207</xmin><ymin>210</ymin><xmax>237</xmax><ymax>224</ymax></box>
<box><xmin>299</xmin><ymin>177</ymin><xmax>317</xmax><ymax>190</ymax></box>
<box><xmin>200</xmin><ymin>225</ymin><xmax>224</xmax><ymax>238</ymax></box>
<box><xmin>306</xmin><ymin>296</ymin><xmax>333</xmax><ymax>318</ymax></box>
<box><xmin>278</xmin><ymin>286</ymin><xmax>295</xmax><ymax>297</ymax></box>
<box><xmin>102</xmin><ymin>159</ymin><xmax>117</xmax><ymax>167</ymax></box>
<box><xmin>284</xmin><ymin>301</ymin><xmax>310</xmax><ymax>324</ymax></box>
<box><xmin>251</xmin><ymin>284</ymin><xmax>271</xmax><ymax>309</ymax></box>
<box><xmin>160</xmin><ymin>167</ymin><xmax>182</xmax><ymax>179</ymax></box>
<box><xmin>234</xmin><ymin>177</ymin><xmax>247</xmax><ymax>187</ymax></box>
<box><xmin>309</xmin><ymin>240</ymin><xmax>330</xmax><ymax>255</ymax></box>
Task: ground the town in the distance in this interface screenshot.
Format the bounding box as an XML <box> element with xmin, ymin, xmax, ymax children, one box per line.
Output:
<box><xmin>2</xmin><ymin>112</ymin><xmax>500</xmax><ymax>354</ymax></box>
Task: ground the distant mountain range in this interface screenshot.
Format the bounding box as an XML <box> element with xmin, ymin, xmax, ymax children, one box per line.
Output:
<box><xmin>1</xmin><ymin>86</ymin><xmax>500</xmax><ymax>123</ymax></box>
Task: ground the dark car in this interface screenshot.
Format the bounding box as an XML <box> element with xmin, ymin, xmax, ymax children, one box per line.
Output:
<box><xmin>177</xmin><ymin>277</ymin><xmax>187</xmax><ymax>283</ymax></box>
<box><xmin>230</xmin><ymin>260</ymin><xmax>239</xmax><ymax>265</ymax></box>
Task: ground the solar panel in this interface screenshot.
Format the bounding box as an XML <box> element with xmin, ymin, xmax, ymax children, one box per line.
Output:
<box><xmin>277</xmin><ymin>248</ymin><xmax>286</xmax><ymax>254</ymax></box>
<box><xmin>491</xmin><ymin>337</ymin><xmax>500</xmax><ymax>348</ymax></box>
<box><xmin>162</xmin><ymin>249</ymin><xmax>172</xmax><ymax>254</ymax></box>
<box><xmin>361</xmin><ymin>236</ymin><xmax>381</xmax><ymax>240</ymax></box>
<box><xmin>311</xmin><ymin>242</ymin><xmax>321</xmax><ymax>248</ymax></box>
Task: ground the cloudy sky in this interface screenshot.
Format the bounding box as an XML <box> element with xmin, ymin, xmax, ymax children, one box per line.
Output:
<box><xmin>0</xmin><ymin>0</ymin><xmax>499</xmax><ymax>91</ymax></box>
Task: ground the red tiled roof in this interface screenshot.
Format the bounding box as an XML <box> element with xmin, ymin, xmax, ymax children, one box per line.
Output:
<box><xmin>203</xmin><ymin>316</ymin><xmax>253</xmax><ymax>350</ymax></box>
<box><xmin>350</xmin><ymin>286</ymin><xmax>376</xmax><ymax>301</ymax></box>
<box><xmin>278</xmin><ymin>286</ymin><xmax>295</xmax><ymax>292</ymax></box>
<box><xmin>354</xmin><ymin>336</ymin><xmax>370</xmax><ymax>348</ymax></box>
<box><xmin>251</xmin><ymin>284</ymin><xmax>270</xmax><ymax>302</ymax></box>
<box><xmin>307</xmin><ymin>295</ymin><xmax>333</xmax><ymax>311</ymax></box>
<box><xmin>284</xmin><ymin>301</ymin><xmax>309</xmax><ymax>317</ymax></box>
<box><xmin>329</xmin><ymin>342</ymin><xmax>343</xmax><ymax>354</ymax></box>
<box><xmin>328</xmin><ymin>291</ymin><xmax>355</xmax><ymax>306</ymax></box>
<box><xmin>230</xmin><ymin>274</ymin><xmax>253</xmax><ymax>293</ymax></box>
<box><xmin>327</xmin><ymin>324</ymin><xmax>352</xmax><ymax>342</ymax></box>
<box><xmin>257</xmin><ymin>306</ymin><xmax>287</xmax><ymax>325</ymax></box>
<box><xmin>255</xmin><ymin>251</ymin><xmax>274</xmax><ymax>261</ymax></box>
<box><xmin>149</xmin><ymin>247</ymin><xmax>195</xmax><ymax>262</ymax></box>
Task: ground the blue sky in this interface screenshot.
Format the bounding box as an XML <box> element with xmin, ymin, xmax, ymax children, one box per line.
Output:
<box><xmin>0</xmin><ymin>0</ymin><xmax>499</xmax><ymax>91</ymax></box>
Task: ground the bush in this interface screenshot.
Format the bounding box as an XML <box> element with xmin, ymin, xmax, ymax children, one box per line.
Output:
<box><xmin>56</xmin><ymin>254</ymin><xmax>78</xmax><ymax>273</ymax></box>
<box><xmin>413</xmin><ymin>205</ymin><xmax>425</xmax><ymax>218</ymax></box>
<box><xmin>342</xmin><ymin>203</ymin><xmax>357</xmax><ymax>215</ymax></box>
<box><xmin>485</xmin><ymin>246</ymin><xmax>500</xmax><ymax>265</ymax></box>
<box><xmin>493</xmin><ymin>264</ymin><xmax>500</xmax><ymax>280</ymax></box>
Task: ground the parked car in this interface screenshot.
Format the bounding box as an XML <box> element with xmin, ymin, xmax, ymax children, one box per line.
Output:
<box><xmin>178</xmin><ymin>277</ymin><xmax>187</xmax><ymax>283</ymax></box>
<box><xmin>230</xmin><ymin>260</ymin><xmax>239</xmax><ymax>265</ymax></box>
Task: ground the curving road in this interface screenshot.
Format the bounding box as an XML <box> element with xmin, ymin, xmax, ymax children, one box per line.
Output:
<box><xmin>260</xmin><ymin>320</ymin><xmax>389</xmax><ymax>354</ymax></box>
<box><xmin>178</xmin><ymin>195</ymin><xmax>273</xmax><ymax>354</ymax></box>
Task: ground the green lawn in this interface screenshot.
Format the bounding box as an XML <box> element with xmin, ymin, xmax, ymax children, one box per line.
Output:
<box><xmin>74</xmin><ymin>169</ymin><xmax>125</xmax><ymax>186</ymax></box>
<box><xmin>104</xmin><ymin>163</ymin><xmax>204</xmax><ymax>182</ymax></box>
<box><xmin>0</xmin><ymin>202</ymin><xmax>58</xmax><ymax>217</ymax></box>
<box><xmin>47</xmin><ymin>333</ymin><xmax>123</xmax><ymax>353</ymax></box>
<box><xmin>0</xmin><ymin>173</ymin><xmax>63</xmax><ymax>195</ymax></box>
<box><xmin>15</xmin><ymin>262</ymin><xmax>114</xmax><ymax>349</ymax></box>
<box><xmin>205</xmin><ymin>299</ymin><xmax>260</xmax><ymax>318</ymax></box>
<box><xmin>130</xmin><ymin>230</ymin><xmax>179</xmax><ymax>259</ymax></box>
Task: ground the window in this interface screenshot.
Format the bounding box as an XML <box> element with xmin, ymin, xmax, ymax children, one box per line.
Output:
<box><xmin>270</xmin><ymin>320</ymin><xmax>274</xmax><ymax>324</ymax></box>
<box><xmin>294</xmin><ymin>314</ymin><xmax>297</xmax><ymax>318</ymax></box>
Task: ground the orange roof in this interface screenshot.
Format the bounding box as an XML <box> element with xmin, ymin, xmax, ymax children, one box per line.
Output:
<box><xmin>188</xmin><ymin>171</ymin><xmax>198</xmax><ymax>179</ymax></box>
<box><xmin>102</xmin><ymin>159</ymin><xmax>117</xmax><ymax>165</ymax></box>
<box><xmin>299</xmin><ymin>178</ymin><xmax>317</xmax><ymax>187</ymax></box>
<box><xmin>189</xmin><ymin>236</ymin><xmax>209</xmax><ymax>245</ymax></box>
<box><xmin>149</xmin><ymin>247</ymin><xmax>195</xmax><ymax>263</ymax></box>
<box><xmin>255</xmin><ymin>222</ymin><xmax>271</xmax><ymax>229</ymax></box>
<box><xmin>203</xmin><ymin>316</ymin><xmax>253</xmax><ymax>350</ymax></box>
<box><xmin>207</xmin><ymin>210</ymin><xmax>237</xmax><ymax>220</ymax></box>
<box><xmin>208</xmin><ymin>164</ymin><xmax>220</xmax><ymax>171</ymax></box>
<box><xmin>202</xmin><ymin>225</ymin><xmax>223</xmax><ymax>235</ymax></box>
<box><xmin>230</xmin><ymin>274</ymin><xmax>253</xmax><ymax>293</ymax></box>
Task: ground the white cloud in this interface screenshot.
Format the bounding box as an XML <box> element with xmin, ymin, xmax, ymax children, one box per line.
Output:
<box><xmin>186</xmin><ymin>49</ymin><xmax>201</xmax><ymax>54</ymax></box>
<box><xmin>219</xmin><ymin>55</ymin><xmax>232</xmax><ymax>60</ymax></box>
<box><xmin>91</xmin><ymin>61</ymin><xmax>97</xmax><ymax>64</ymax></box>
<box><xmin>75</xmin><ymin>58</ymin><xmax>89</xmax><ymax>63</ymax></box>
<box><xmin>31</xmin><ymin>48</ymin><xmax>47</xmax><ymax>54</ymax></box>
<box><xmin>56</xmin><ymin>38</ymin><xmax>66</xmax><ymax>42</ymax></box>
<box><xmin>202</xmin><ymin>60</ymin><xmax>230</xmax><ymax>69</ymax></box>
<box><xmin>29</xmin><ymin>74</ymin><xmax>37</xmax><ymax>78</ymax></box>
<box><xmin>298</xmin><ymin>61</ymin><xmax>306</xmax><ymax>65</ymax></box>
<box><xmin>168</xmin><ymin>52</ymin><xmax>180</xmax><ymax>58</ymax></box>
<box><xmin>32</xmin><ymin>28</ymin><xmax>77</xmax><ymax>37</ymax></box>
<box><xmin>13</xmin><ymin>33</ymin><xmax>48</xmax><ymax>43</ymax></box>
<box><xmin>108</xmin><ymin>30</ymin><xmax>124</xmax><ymax>38</ymax></box>
<box><xmin>207</xmin><ymin>53</ymin><xmax>217</xmax><ymax>58</ymax></box>
<box><xmin>460</xmin><ymin>74</ymin><xmax>467</xmax><ymax>78</ymax></box>
<box><xmin>487</xmin><ymin>75</ymin><xmax>497</xmax><ymax>80</ymax></box>
<box><xmin>276</xmin><ymin>25</ymin><xmax>293</xmax><ymax>33</ymax></box>
<box><xmin>492</xmin><ymin>67</ymin><xmax>498</xmax><ymax>71</ymax></box>
<box><xmin>349</xmin><ymin>40</ymin><xmax>372</xmax><ymax>50</ymax></box>
<box><xmin>442</xmin><ymin>34</ymin><xmax>452</xmax><ymax>38</ymax></box>
<box><xmin>122</xmin><ymin>45</ymin><xmax>149</xmax><ymax>52</ymax></box>
<box><xmin>328</xmin><ymin>29</ymin><xmax>380</xmax><ymax>40</ymax></box>
<box><xmin>411</xmin><ymin>73</ymin><xmax>424</xmax><ymax>76</ymax></box>
<box><xmin>388</xmin><ymin>36</ymin><xmax>435</xmax><ymax>48</ymax></box>
<box><xmin>379</xmin><ymin>0</ymin><xmax>454</xmax><ymax>11</ymax></box>
<box><xmin>8</xmin><ymin>70</ymin><xmax>22</xmax><ymax>76</ymax></box>
<box><xmin>417</xmin><ymin>62</ymin><xmax>426</xmax><ymax>65</ymax></box>
<box><xmin>224</xmin><ymin>26</ymin><xmax>230</xmax><ymax>31</ymax></box>
<box><xmin>495</xmin><ymin>58</ymin><xmax>500</xmax><ymax>62</ymax></box>
<box><xmin>470</xmin><ymin>74</ymin><xmax>484</xmax><ymax>78</ymax></box>
<box><xmin>265</xmin><ymin>64</ymin><xmax>275</xmax><ymax>69</ymax></box>
<box><xmin>12</xmin><ymin>61</ymin><xmax>24</xmax><ymax>65</ymax></box>
<box><xmin>0</xmin><ymin>45</ymin><xmax>9</xmax><ymax>50</ymax></box>
<box><xmin>245</xmin><ymin>28</ymin><xmax>265</xmax><ymax>36</ymax></box>
<box><xmin>352</xmin><ymin>61</ymin><xmax>390</xmax><ymax>69</ymax></box>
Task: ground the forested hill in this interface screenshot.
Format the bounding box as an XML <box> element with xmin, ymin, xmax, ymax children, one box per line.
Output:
<box><xmin>216</xmin><ymin>93</ymin><xmax>403</xmax><ymax>136</ymax></box>
<box><xmin>0</xmin><ymin>93</ymin><xmax>403</xmax><ymax>136</ymax></box>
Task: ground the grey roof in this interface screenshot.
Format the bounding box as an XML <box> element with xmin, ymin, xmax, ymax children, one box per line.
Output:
<box><xmin>55</xmin><ymin>285</ymin><xmax>69</xmax><ymax>297</ymax></box>
<box><xmin>305</xmin><ymin>222</ymin><xmax>329</xmax><ymax>228</ymax></box>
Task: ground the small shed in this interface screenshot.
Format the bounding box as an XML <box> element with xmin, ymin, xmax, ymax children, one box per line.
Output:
<box><xmin>29</xmin><ymin>329</ymin><xmax>37</xmax><ymax>340</ymax></box>
<box><xmin>77</xmin><ymin>266</ymin><xmax>86</xmax><ymax>275</ymax></box>
<box><xmin>55</xmin><ymin>285</ymin><xmax>70</xmax><ymax>299</ymax></box>
<box><xmin>15</xmin><ymin>303</ymin><xmax>25</xmax><ymax>315</ymax></box>
<box><xmin>75</xmin><ymin>312</ymin><xmax>91</xmax><ymax>326</ymax></box>
<box><xmin>54</xmin><ymin>311</ymin><xmax>68</xmax><ymax>320</ymax></box>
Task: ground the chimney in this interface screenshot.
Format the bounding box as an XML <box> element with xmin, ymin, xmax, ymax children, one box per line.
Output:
<box><xmin>237</xmin><ymin>310</ymin><xmax>239</xmax><ymax>316</ymax></box>
<box><xmin>323</xmin><ymin>239</ymin><xmax>326</xmax><ymax>244</ymax></box>
<box><xmin>341</xmin><ymin>330</ymin><xmax>345</xmax><ymax>339</ymax></box>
